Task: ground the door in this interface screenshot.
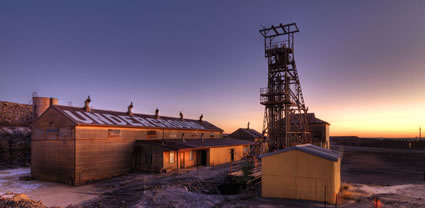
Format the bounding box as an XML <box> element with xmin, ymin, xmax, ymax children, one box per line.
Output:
<box><xmin>180</xmin><ymin>152</ymin><xmax>185</xmax><ymax>168</ymax></box>
<box><xmin>230</xmin><ymin>149</ymin><xmax>235</xmax><ymax>162</ymax></box>
<box><xmin>199</xmin><ymin>150</ymin><xmax>207</xmax><ymax>166</ymax></box>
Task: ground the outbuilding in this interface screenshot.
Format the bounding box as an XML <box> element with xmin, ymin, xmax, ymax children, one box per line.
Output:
<box><xmin>228</xmin><ymin>127</ymin><xmax>263</xmax><ymax>155</ymax></box>
<box><xmin>283</xmin><ymin>113</ymin><xmax>331</xmax><ymax>149</ymax></box>
<box><xmin>260</xmin><ymin>144</ymin><xmax>341</xmax><ymax>204</ymax></box>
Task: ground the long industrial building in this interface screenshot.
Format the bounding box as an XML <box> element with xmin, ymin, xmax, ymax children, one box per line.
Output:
<box><xmin>31</xmin><ymin>97</ymin><xmax>252</xmax><ymax>185</ymax></box>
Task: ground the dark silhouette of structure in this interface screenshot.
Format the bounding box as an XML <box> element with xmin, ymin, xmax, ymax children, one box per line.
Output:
<box><xmin>259</xmin><ymin>23</ymin><xmax>311</xmax><ymax>152</ymax></box>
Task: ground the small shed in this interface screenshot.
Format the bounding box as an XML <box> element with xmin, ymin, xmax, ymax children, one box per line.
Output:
<box><xmin>228</xmin><ymin>128</ymin><xmax>263</xmax><ymax>142</ymax></box>
<box><xmin>283</xmin><ymin>113</ymin><xmax>331</xmax><ymax>149</ymax></box>
<box><xmin>260</xmin><ymin>144</ymin><xmax>341</xmax><ymax>204</ymax></box>
<box><xmin>228</xmin><ymin>128</ymin><xmax>263</xmax><ymax>155</ymax></box>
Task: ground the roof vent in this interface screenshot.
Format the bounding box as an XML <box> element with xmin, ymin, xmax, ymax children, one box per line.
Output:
<box><xmin>84</xmin><ymin>96</ymin><xmax>91</xmax><ymax>112</ymax></box>
<box><xmin>247</xmin><ymin>121</ymin><xmax>250</xmax><ymax>129</ymax></box>
<box><xmin>155</xmin><ymin>108</ymin><xmax>159</xmax><ymax>119</ymax></box>
<box><xmin>179</xmin><ymin>111</ymin><xmax>184</xmax><ymax>121</ymax></box>
<box><xmin>127</xmin><ymin>102</ymin><xmax>133</xmax><ymax>116</ymax></box>
<box><xmin>199</xmin><ymin>114</ymin><xmax>203</xmax><ymax>123</ymax></box>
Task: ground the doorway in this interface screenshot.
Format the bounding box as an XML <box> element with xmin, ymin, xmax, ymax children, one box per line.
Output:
<box><xmin>230</xmin><ymin>149</ymin><xmax>235</xmax><ymax>162</ymax></box>
<box><xmin>199</xmin><ymin>150</ymin><xmax>208</xmax><ymax>166</ymax></box>
<box><xmin>180</xmin><ymin>152</ymin><xmax>185</xmax><ymax>168</ymax></box>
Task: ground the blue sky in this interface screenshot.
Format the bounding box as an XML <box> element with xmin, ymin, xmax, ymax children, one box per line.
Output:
<box><xmin>1</xmin><ymin>1</ymin><xmax>425</xmax><ymax>136</ymax></box>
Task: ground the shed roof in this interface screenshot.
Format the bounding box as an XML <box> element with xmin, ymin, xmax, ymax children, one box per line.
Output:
<box><xmin>46</xmin><ymin>105</ymin><xmax>222</xmax><ymax>131</ymax></box>
<box><xmin>228</xmin><ymin>128</ymin><xmax>263</xmax><ymax>141</ymax></box>
<box><xmin>259</xmin><ymin>144</ymin><xmax>341</xmax><ymax>162</ymax></box>
<box><xmin>283</xmin><ymin>113</ymin><xmax>330</xmax><ymax>125</ymax></box>
<box><xmin>240</xmin><ymin>128</ymin><xmax>263</xmax><ymax>138</ymax></box>
<box><xmin>136</xmin><ymin>138</ymin><xmax>253</xmax><ymax>151</ymax></box>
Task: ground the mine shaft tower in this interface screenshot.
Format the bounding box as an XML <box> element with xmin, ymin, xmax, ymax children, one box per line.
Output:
<box><xmin>259</xmin><ymin>23</ymin><xmax>311</xmax><ymax>152</ymax></box>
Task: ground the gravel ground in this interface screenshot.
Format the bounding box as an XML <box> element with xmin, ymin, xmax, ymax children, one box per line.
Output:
<box><xmin>1</xmin><ymin>145</ymin><xmax>425</xmax><ymax>207</ymax></box>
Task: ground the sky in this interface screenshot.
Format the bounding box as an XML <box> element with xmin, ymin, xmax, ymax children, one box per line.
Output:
<box><xmin>1</xmin><ymin>1</ymin><xmax>425</xmax><ymax>137</ymax></box>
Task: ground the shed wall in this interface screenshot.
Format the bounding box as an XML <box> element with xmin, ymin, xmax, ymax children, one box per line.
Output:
<box><xmin>31</xmin><ymin>108</ymin><xmax>75</xmax><ymax>184</ymax></box>
<box><xmin>262</xmin><ymin>150</ymin><xmax>340</xmax><ymax>204</ymax></box>
<box><xmin>74</xmin><ymin>126</ymin><xmax>221</xmax><ymax>184</ymax></box>
<box><xmin>209</xmin><ymin>145</ymin><xmax>244</xmax><ymax>166</ymax></box>
<box><xmin>133</xmin><ymin>143</ymin><xmax>164</xmax><ymax>172</ymax></box>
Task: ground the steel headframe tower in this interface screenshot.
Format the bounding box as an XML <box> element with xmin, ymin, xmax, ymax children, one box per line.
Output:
<box><xmin>259</xmin><ymin>22</ymin><xmax>311</xmax><ymax>152</ymax></box>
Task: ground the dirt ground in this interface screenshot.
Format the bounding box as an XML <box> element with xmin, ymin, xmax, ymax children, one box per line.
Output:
<box><xmin>1</xmin><ymin>145</ymin><xmax>425</xmax><ymax>207</ymax></box>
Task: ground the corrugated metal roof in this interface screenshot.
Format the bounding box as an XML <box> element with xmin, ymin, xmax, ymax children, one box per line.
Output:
<box><xmin>283</xmin><ymin>113</ymin><xmax>330</xmax><ymax>125</ymax></box>
<box><xmin>240</xmin><ymin>128</ymin><xmax>263</xmax><ymax>138</ymax></box>
<box><xmin>259</xmin><ymin>144</ymin><xmax>341</xmax><ymax>161</ymax></box>
<box><xmin>51</xmin><ymin>105</ymin><xmax>222</xmax><ymax>131</ymax></box>
<box><xmin>136</xmin><ymin>138</ymin><xmax>253</xmax><ymax>150</ymax></box>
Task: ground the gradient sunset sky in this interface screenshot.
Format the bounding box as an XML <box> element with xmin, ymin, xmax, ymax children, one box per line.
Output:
<box><xmin>1</xmin><ymin>1</ymin><xmax>425</xmax><ymax>137</ymax></box>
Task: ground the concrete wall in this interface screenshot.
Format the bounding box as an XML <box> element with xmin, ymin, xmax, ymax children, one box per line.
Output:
<box><xmin>31</xmin><ymin>108</ymin><xmax>75</xmax><ymax>184</ymax></box>
<box><xmin>262</xmin><ymin>150</ymin><xmax>340</xmax><ymax>204</ymax></box>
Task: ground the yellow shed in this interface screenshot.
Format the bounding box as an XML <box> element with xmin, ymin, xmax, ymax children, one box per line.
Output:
<box><xmin>260</xmin><ymin>144</ymin><xmax>341</xmax><ymax>204</ymax></box>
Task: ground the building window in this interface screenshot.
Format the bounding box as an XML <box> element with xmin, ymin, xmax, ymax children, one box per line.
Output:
<box><xmin>108</xmin><ymin>129</ymin><xmax>121</xmax><ymax>138</ymax></box>
<box><xmin>190</xmin><ymin>151</ymin><xmax>193</xmax><ymax>160</ymax></box>
<box><xmin>170</xmin><ymin>151</ymin><xmax>175</xmax><ymax>164</ymax></box>
<box><xmin>243</xmin><ymin>146</ymin><xmax>249</xmax><ymax>154</ymax></box>
<box><xmin>314</xmin><ymin>131</ymin><xmax>321</xmax><ymax>139</ymax></box>
<box><xmin>147</xmin><ymin>130</ymin><xmax>157</xmax><ymax>136</ymax></box>
<box><xmin>59</xmin><ymin>128</ymin><xmax>72</xmax><ymax>139</ymax></box>
<box><xmin>47</xmin><ymin>128</ymin><xmax>59</xmax><ymax>139</ymax></box>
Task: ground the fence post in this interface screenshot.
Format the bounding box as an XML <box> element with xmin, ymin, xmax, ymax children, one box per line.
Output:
<box><xmin>335</xmin><ymin>192</ymin><xmax>337</xmax><ymax>208</ymax></box>
<box><xmin>324</xmin><ymin>186</ymin><xmax>327</xmax><ymax>208</ymax></box>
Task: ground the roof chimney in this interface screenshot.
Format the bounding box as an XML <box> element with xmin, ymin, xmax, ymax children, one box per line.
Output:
<box><xmin>32</xmin><ymin>96</ymin><xmax>58</xmax><ymax>120</ymax></box>
<box><xmin>179</xmin><ymin>111</ymin><xmax>184</xmax><ymax>121</ymax></box>
<box><xmin>127</xmin><ymin>102</ymin><xmax>134</xmax><ymax>116</ymax></box>
<box><xmin>199</xmin><ymin>114</ymin><xmax>203</xmax><ymax>123</ymax></box>
<box><xmin>84</xmin><ymin>96</ymin><xmax>91</xmax><ymax>112</ymax></box>
<box><xmin>155</xmin><ymin>108</ymin><xmax>159</xmax><ymax>119</ymax></box>
<box><xmin>247</xmin><ymin>121</ymin><xmax>250</xmax><ymax>129</ymax></box>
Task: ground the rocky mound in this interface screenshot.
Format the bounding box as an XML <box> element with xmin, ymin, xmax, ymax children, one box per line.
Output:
<box><xmin>0</xmin><ymin>193</ymin><xmax>47</xmax><ymax>208</ymax></box>
<box><xmin>0</xmin><ymin>101</ymin><xmax>32</xmax><ymax>168</ymax></box>
<box><xmin>0</xmin><ymin>101</ymin><xmax>32</xmax><ymax>127</ymax></box>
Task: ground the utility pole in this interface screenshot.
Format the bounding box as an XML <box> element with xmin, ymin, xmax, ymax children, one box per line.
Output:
<box><xmin>420</xmin><ymin>126</ymin><xmax>421</xmax><ymax>140</ymax></box>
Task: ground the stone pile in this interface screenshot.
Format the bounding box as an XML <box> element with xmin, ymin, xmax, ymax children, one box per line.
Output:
<box><xmin>0</xmin><ymin>193</ymin><xmax>47</xmax><ymax>208</ymax></box>
<box><xmin>0</xmin><ymin>101</ymin><xmax>32</xmax><ymax>126</ymax></box>
<box><xmin>0</xmin><ymin>101</ymin><xmax>32</xmax><ymax>168</ymax></box>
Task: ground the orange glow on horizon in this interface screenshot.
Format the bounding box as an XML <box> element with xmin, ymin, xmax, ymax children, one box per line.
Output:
<box><xmin>214</xmin><ymin>97</ymin><xmax>425</xmax><ymax>138</ymax></box>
